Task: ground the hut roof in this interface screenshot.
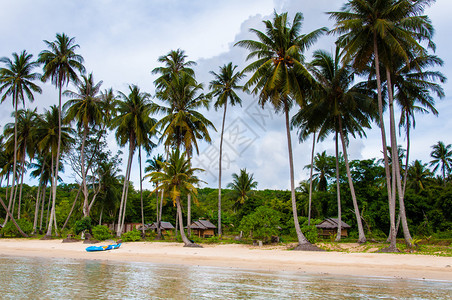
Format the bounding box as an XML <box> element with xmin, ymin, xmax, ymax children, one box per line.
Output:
<box><xmin>315</xmin><ymin>218</ymin><xmax>351</xmax><ymax>229</ymax></box>
<box><xmin>149</xmin><ymin>221</ymin><xmax>175</xmax><ymax>230</ymax></box>
<box><xmin>140</xmin><ymin>221</ymin><xmax>174</xmax><ymax>230</ymax></box>
<box><xmin>189</xmin><ymin>219</ymin><xmax>217</xmax><ymax>230</ymax></box>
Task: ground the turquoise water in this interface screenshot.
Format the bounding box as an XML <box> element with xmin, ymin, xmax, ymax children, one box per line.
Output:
<box><xmin>0</xmin><ymin>256</ymin><xmax>450</xmax><ymax>299</ymax></box>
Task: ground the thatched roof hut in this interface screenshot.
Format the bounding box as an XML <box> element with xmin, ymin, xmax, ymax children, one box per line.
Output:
<box><xmin>140</xmin><ymin>221</ymin><xmax>174</xmax><ymax>231</ymax></box>
<box><xmin>188</xmin><ymin>220</ymin><xmax>216</xmax><ymax>238</ymax></box>
<box><xmin>316</xmin><ymin>218</ymin><xmax>351</xmax><ymax>237</ymax></box>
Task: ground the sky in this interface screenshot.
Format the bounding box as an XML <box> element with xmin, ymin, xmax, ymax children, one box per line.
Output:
<box><xmin>0</xmin><ymin>0</ymin><xmax>450</xmax><ymax>191</ymax></box>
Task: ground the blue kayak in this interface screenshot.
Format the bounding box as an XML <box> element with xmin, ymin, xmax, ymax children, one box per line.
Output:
<box><xmin>86</xmin><ymin>243</ymin><xmax>121</xmax><ymax>252</ymax></box>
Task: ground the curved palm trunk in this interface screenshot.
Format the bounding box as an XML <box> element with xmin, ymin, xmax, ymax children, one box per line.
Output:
<box><xmin>335</xmin><ymin>132</ymin><xmax>342</xmax><ymax>242</ymax></box>
<box><xmin>0</xmin><ymin>195</ymin><xmax>28</xmax><ymax>237</ymax></box>
<box><xmin>176</xmin><ymin>196</ymin><xmax>193</xmax><ymax>246</ymax></box>
<box><xmin>139</xmin><ymin>147</ymin><xmax>145</xmax><ymax>237</ymax></box>
<box><xmin>339</xmin><ymin>119</ymin><xmax>366</xmax><ymax>243</ymax></box>
<box><xmin>373</xmin><ymin>35</ymin><xmax>396</xmax><ymax>251</ymax></box>
<box><xmin>32</xmin><ymin>172</ymin><xmax>44</xmax><ymax>233</ymax></box>
<box><xmin>116</xmin><ymin>138</ymin><xmax>135</xmax><ymax>236</ymax></box>
<box><xmin>308</xmin><ymin>131</ymin><xmax>316</xmax><ymax>226</ymax></box>
<box><xmin>218</xmin><ymin>101</ymin><xmax>228</xmax><ymax>236</ymax></box>
<box><xmin>61</xmin><ymin>186</ymin><xmax>82</xmax><ymax>231</ymax></box>
<box><xmin>284</xmin><ymin>104</ymin><xmax>310</xmax><ymax>247</ymax></box>
<box><xmin>402</xmin><ymin>118</ymin><xmax>410</xmax><ymax>196</ymax></box>
<box><xmin>81</xmin><ymin>124</ymin><xmax>89</xmax><ymax>217</ymax></box>
<box><xmin>386</xmin><ymin>68</ymin><xmax>412</xmax><ymax>247</ymax></box>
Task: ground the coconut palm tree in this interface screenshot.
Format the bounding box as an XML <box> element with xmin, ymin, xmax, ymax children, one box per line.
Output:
<box><xmin>226</xmin><ymin>169</ymin><xmax>258</xmax><ymax>210</ymax></box>
<box><xmin>153</xmin><ymin>71</ymin><xmax>215</xmax><ymax>236</ymax></box>
<box><xmin>299</xmin><ymin>49</ymin><xmax>376</xmax><ymax>242</ymax></box>
<box><xmin>408</xmin><ymin>160</ymin><xmax>433</xmax><ymax>193</ymax></box>
<box><xmin>394</xmin><ymin>54</ymin><xmax>445</xmax><ymax>192</ymax></box>
<box><xmin>38</xmin><ymin>33</ymin><xmax>85</xmax><ymax>237</ymax></box>
<box><xmin>64</xmin><ymin>73</ymin><xmax>103</xmax><ymax>217</ymax></box>
<box><xmin>145</xmin><ymin>154</ymin><xmax>165</xmax><ymax>239</ymax></box>
<box><xmin>35</xmin><ymin>105</ymin><xmax>74</xmax><ymax>235</ymax></box>
<box><xmin>329</xmin><ymin>0</ymin><xmax>436</xmax><ymax>250</ymax></box>
<box><xmin>111</xmin><ymin>85</ymin><xmax>155</xmax><ymax>236</ymax></box>
<box><xmin>208</xmin><ymin>62</ymin><xmax>244</xmax><ymax>236</ymax></box>
<box><xmin>0</xmin><ymin>50</ymin><xmax>42</xmax><ymax>225</ymax></box>
<box><xmin>3</xmin><ymin>109</ymin><xmax>39</xmax><ymax>219</ymax></box>
<box><xmin>235</xmin><ymin>11</ymin><xmax>326</xmax><ymax>250</ymax></box>
<box><xmin>429</xmin><ymin>141</ymin><xmax>452</xmax><ymax>183</ymax></box>
<box><xmin>149</xmin><ymin>149</ymin><xmax>203</xmax><ymax>247</ymax></box>
<box><xmin>152</xmin><ymin>49</ymin><xmax>197</xmax><ymax>91</ymax></box>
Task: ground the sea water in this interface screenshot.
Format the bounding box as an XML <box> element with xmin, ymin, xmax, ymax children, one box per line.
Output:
<box><xmin>0</xmin><ymin>256</ymin><xmax>450</xmax><ymax>299</ymax></box>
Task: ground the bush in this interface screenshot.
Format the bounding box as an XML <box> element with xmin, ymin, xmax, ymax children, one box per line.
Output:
<box><xmin>1</xmin><ymin>219</ymin><xmax>33</xmax><ymax>237</ymax></box>
<box><xmin>300</xmin><ymin>224</ymin><xmax>319</xmax><ymax>244</ymax></box>
<box><xmin>92</xmin><ymin>225</ymin><xmax>112</xmax><ymax>241</ymax></box>
<box><xmin>121</xmin><ymin>229</ymin><xmax>142</xmax><ymax>242</ymax></box>
<box><xmin>73</xmin><ymin>217</ymin><xmax>92</xmax><ymax>235</ymax></box>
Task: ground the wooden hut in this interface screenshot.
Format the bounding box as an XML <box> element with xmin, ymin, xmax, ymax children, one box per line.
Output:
<box><xmin>188</xmin><ymin>220</ymin><xmax>216</xmax><ymax>238</ymax></box>
<box><xmin>316</xmin><ymin>218</ymin><xmax>351</xmax><ymax>237</ymax></box>
<box><xmin>147</xmin><ymin>221</ymin><xmax>175</xmax><ymax>233</ymax></box>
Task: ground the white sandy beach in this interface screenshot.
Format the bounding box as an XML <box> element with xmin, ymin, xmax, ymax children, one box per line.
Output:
<box><xmin>0</xmin><ymin>239</ymin><xmax>450</xmax><ymax>281</ymax></box>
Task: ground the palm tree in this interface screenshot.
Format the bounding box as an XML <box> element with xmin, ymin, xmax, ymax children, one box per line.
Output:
<box><xmin>208</xmin><ymin>62</ymin><xmax>244</xmax><ymax>236</ymax></box>
<box><xmin>226</xmin><ymin>169</ymin><xmax>258</xmax><ymax>210</ymax></box>
<box><xmin>303</xmin><ymin>151</ymin><xmax>334</xmax><ymax>192</ymax></box>
<box><xmin>35</xmin><ymin>105</ymin><xmax>74</xmax><ymax>235</ymax></box>
<box><xmin>153</xmin><ymin>70</ymin><xmax>215</xmax><ymax>236</ymax></box>
<box><xmin>329</xmin><ymin>0</ymin><xmax>436</xmax><ymax>250</ymax></box>
<box><xmin>429</xmin><ymin>141</ymin><xmax>452</xmax><ymax>183</ymax></box>
<box><xmin>235</xmin><ymin>11</ymin><xmax>326</xmax><ymax>250</ymax></box>
<box><xmin>38</xmin><ymin>33</ymin><xmax>85</xmax><ymax>237</ymax></box>
<box><xmin>145</xmin><ymin>154</ymin><xmax>165</xmax><ymax>239</ymax></box>
<box><xmin>152</xmin><ymin>49</ymin><xmax>197</xmax><ymax>91</ymax></box>
<box><xmin>149</xmin><ymin>149</ymin><xmax>203</xmax><ymax>247</ymax></box>
<box><xmin>0</xmin><ymin>50</ymin><xmax>41</xmax><ymax>225</ymax></box>
<box><xmin>111</xmin><ymin>85</ymin><xmax>155</xmax><ymax>236</ymax></box>
<box><xmin>3</xmin><ymin>109</ymin><xmax>39</xmax><ymax>219</ymax></box>
<box><xmin>393</xmin><ymin>54</ymin><xmax>445</xmax><ymax>193</ymax></box>
<box><xmin>299</xmin><ymin>49</ymin><xmax>376</xmax><ymax>242</ymax></box>
<box><xmin>64</xmin><ymin>73</ymin><xmax>103</xmax><ymax>217</ymax></box>
<box><xmin>408</xmin><ymin>160</ymin><xmax>433</xmax><ymax>193</ymax></box>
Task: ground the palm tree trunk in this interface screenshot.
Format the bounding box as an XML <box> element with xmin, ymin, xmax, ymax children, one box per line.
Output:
<box><xmin>17</xmin><ymin>148</ymin><xmax>26</xmax><ymax>219</ymax></box>
<box><xmin>32</xmin><ymin>174</ymin><xmax>43</xmax><ymax>234</ymax></box>
<box><xmin>46</xmin><ymin>153</ymin><xmax>56</xmax><ymax>237</ymax></box>
<box><xmin>339</xmin><ymin>119</ymin><xmax>366</xmax><ymax>243</ymax></box>
<box><xmin>46</xmin><ymin>81</ymin><xmax>63</xmax><ymax>237</ymax></box>
<box><xmin>176</xmin><ymin>196</ymin><xmax>192</xmax><ymax>246</ymax></box>
<box><xmin>308</xmin><ymin>131</ymin><xmax>316</xmax><ymax>226</ymax></box>
<box><xmin>116</xmin><ymin>138</ymin><xmax>134</xmax><ymax>236</ymax></box>
<box><xmin>284</xmin><ymin>104</ymin><xmax>310</xmax><ymax>247</ymax></box>
<box><xmin>157</xmin><ymin>189</ymin><xmax>164</xmax><ymax>239</ymax></box>
<box><xmin>39</xmin><ymin>183</ymin><xmax>47</xmax><ymax>231</ymax></box>
<box><xmin>386</xmin><ymin>67</ymin><xmax>412</xmax><ymax>247</ymax></box>
<box><xmin>187</xmin><ymin>194</ymin><xmax>191</xmax><ymax>237</ymax></box>
<box><xmin>0</xmin><ymin>195</ymin><xmax>28</xmax><ymax>237</ymax></box>
<box><xmin>2</xmin><ymin>174</ymin><xmax>11</xmax><ymax>227</ymax></box>
<box><xmin>61</xmin><ymin>186</ymin><xmax>82</xmax><ymax>231</ymax></box>
<box><xmin>139</xmin><ymin>146</ymin><xmax>145</xmax><ymax>237</ymax></box>
<box><xmin>218</xmin><ymin>101</ymin><xmax>227</xmax><ymax>236</ymax></box>
<box><xmin>335</xmin><ymin>132</ymin><xmax>342</xmax><ymax>242</ymax></box>
<box><xmin>373</xmin><ymin>34</ymin><xmax>396</xmax><ymax>251</ymax></box>
<box><xmin>402</xmin><ymin>117</ymin><xmax>410</xmax><ymax>196</ymax></box>
<box><xmin>6</xmin><ymin>98</ymin><xmax>19</xmax><ymax>225</ymax></box>
<box><xmin>81</xmin><ymin>124</ymin><xmax>89</xmax><ymax>217</ymax></box>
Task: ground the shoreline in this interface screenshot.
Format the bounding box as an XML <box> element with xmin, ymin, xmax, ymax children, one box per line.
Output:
<box><xmin>0</xmin><ymin>239</ymin><xmax>451</xmax><ymax>281</ymax></box>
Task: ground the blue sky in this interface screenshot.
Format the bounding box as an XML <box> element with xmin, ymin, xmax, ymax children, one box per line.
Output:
<box><xmin>0</xmin><ymin>0</ymin><xmax>450</xmax><ymax>190</ymax></box>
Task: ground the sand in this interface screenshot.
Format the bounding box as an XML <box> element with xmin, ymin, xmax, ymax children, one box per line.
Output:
<box><xmin>0</xmin><ymin>239</ymin><xmax>451</xmax><ymax>281</ymax></box>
